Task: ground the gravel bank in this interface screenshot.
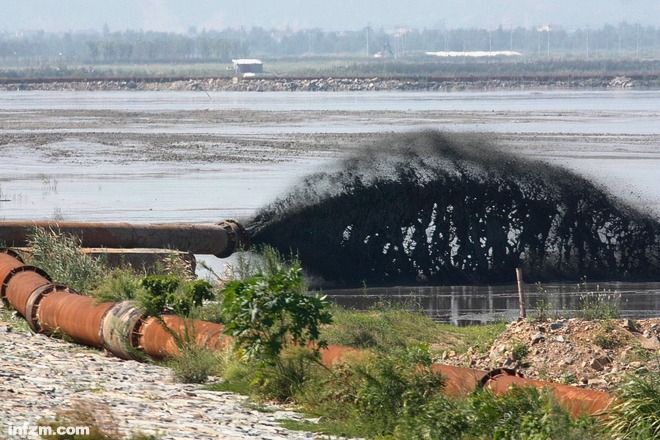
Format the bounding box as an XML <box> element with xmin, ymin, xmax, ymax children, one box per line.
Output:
<box><xmin>0</xmin><ymin>309</ymin><xmax>324</xmax><ymax>440</ymax></box>
<box><xmin>0</xmin><ymin>75</ymin><xmax>653</xmax><ymax>92</ymax></box>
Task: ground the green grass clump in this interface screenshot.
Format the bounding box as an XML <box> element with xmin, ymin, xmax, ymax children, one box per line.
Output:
<box><xmin>280</xmin><ymin>348</ymin><xmax>601</xmax><ymax>439</ymax></box>
<box><xmin>167</xmin><ymin>343</ymin><xmax>220</xmax><ymax>384</ymax></box>
<box><xmin>27</xmin><ymin>227</ymin><xmax>104</xmax><ymax>293</ymax></box>
<box><xmin>323</xmin><ymin>305</ymin><xmax>505</xmax><ymax>355</ymax></box>
<box><xmin>91</xmin><ymin>267</ymin><xmax>147</xmax><ymax>304</ymax></box>
<box><xmin>607</xmin><ymin>374</ymin><xmax>660</xmax><ymax>439</ymax></box>
<box><xmin>576</xmin><ymin>279</ymin><xmax>621</xmax><ymax>320</ymax></box>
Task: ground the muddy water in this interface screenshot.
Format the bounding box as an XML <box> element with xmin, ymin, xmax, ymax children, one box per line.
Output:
<box><xmin>0</xmin><ymin>89</ymin><xmax>658</xmax><ymax>317</ymax></box>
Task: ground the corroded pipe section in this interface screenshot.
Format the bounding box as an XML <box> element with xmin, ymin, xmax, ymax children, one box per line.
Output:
<box><xmin>3</xmin><ymin>268</ymin><xmax>51</xmax><ymax>316</ymax></box>
<box><xmin>137</xmin><ymin>315</ymin><xmax>230</xmax><ymax>359</ymax></box>
<box><xmin>100</xmin><ymin>301</ymin><xmax>146</xmax><ymax>360</ymax></box>
<box><xmin>483</xmin><ymin>372</ymin><xmax>616</xmax><ymax>416</ymax></box>
<box><xmin>37</xmin><ymin>290</ymin><xmax>114</xmax><ymax>348</ymax></box>
<box><xmin>0</xmin><ymin>220</ymin><xmax>250</xmax><ymax>258</ymax></box>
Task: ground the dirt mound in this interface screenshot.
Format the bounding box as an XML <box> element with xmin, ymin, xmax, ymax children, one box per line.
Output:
<box><xmin>443</xmin><ymin>318</ymin><xmax>660</xmax><ymax>392</ymax></box>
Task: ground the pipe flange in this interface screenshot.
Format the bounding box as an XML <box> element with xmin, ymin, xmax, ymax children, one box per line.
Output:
<box><xmin>478</xmin><ymin>368</ymin><xmax>525</xmax><ymax>388</ymax></box>
<box><xmin>100</xmin><ymin>301</ymin><xmax>147</xmax><ymax>361</ymax></box>
<box><xmin>216</xmin><ymin>220</ymin><xmax>237</xmax><ymax>258</ymax></box>
<box><xmin>24</xmin><ymin>283</ymin><xmax>64</xmax><ymax>333</ymax></box>
<box><xmin>0</xmin><ymin>265</ymin><xmax>51</xmax><ymax>306</ymax></box>
<box><xmin>0</xmin><ymin>248</ymin><xmax>24</xmax><ymax>263</ymax></box>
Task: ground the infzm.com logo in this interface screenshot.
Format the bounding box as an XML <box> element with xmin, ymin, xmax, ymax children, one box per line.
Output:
<box><xmin>7</xmin><ymin>423</ymin><xmax>90</xmax><ymax>438</ymax></box>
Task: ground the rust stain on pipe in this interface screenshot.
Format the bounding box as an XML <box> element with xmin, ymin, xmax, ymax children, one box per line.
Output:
<box><xmin>137</xmin><ymin>315</ymin><xmax>230</xmax><ymax>359</ymax></box>
<box><xmin>37</xmin><ymin>290</ymin><xmax>114</xmax><ymax>348</ymax></box>
<box><xmin>0</xmin><ymin>220</ymin><xmax>250</xmax><ymax>258</ymax></box>
<box><xmin>483</xmin><ymin>373</ymin><xmax>615</xmax><ymax>416</ymax></box>
<box><xmin>3</xmin><ymin>268</ymin><xmax>51</xmax><ymax>316</ymax></box>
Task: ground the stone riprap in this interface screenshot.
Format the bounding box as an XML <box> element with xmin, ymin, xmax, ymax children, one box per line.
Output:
<box><xmin>0</xmin><ymin>75</ymin><xmax>650</xmax><ymax>92</ymax></box>
<box><xmin>0</xmin><ymin>315</ymin><xmax>326</xmax><ymax>440</ymax></box>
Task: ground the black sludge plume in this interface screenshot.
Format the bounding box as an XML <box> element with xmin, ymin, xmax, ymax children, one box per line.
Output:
<box><xmin>248</xmin><ymin>130</ymin><xmax>660</xmax><ymax>286</ymax></box>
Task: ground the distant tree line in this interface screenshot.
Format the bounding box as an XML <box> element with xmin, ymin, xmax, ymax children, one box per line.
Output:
<box><xmin>0</xmin><ymin>22</ymin><xmax>658</xmax><ymax>67</ymax></box>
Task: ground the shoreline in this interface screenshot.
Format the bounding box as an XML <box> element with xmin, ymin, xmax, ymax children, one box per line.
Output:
<box><xmin>0</xmin><ymin>74</ymin><xmax>656</xmax><ymax>92</ymax></box>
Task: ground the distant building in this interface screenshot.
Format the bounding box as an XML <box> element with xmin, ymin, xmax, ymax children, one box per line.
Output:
<box><xmin>232</xmin><ymin>59</ymin><xmax>264</xmax><ymax>76</ymax></box>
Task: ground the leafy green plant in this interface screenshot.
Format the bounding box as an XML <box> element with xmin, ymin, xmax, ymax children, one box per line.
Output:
<box><xmin>220</xmin><ymin>262</ymin><xmax>332</xmax><ymax>365</ymax></box>
<box><xmin>138</xmin><ymin>275</ymin><xmax>214</xmax><ymax>317</ymax></box>
<box><xmin>511</xmin><ymin>340</ymin><xmax>529</xmax><ymax>360</ymax></box>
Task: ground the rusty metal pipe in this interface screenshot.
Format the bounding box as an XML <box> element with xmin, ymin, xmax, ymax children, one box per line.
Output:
<box><xmin>0</xmin><ymin>220</ymin><xmax>249</xmax><ymax>258</ymax></box>
<box><xmin>137</xmin><ymin>315</ymin><xmax>230</xmax><ymax>359</ymax></box>
<box><xmin>483</xmin><ymin>373</ymin><xmax>616</xmax><ymax>417</ymax></box>
<box><xmin>36</xmin><ymin>289</ymin><xmax>115</xmax><ymax>347</ymax></box>
<box><xmin>3</xmin><ymin>268</ymin><xmax>51</xmax><ymax>316</ymax></box>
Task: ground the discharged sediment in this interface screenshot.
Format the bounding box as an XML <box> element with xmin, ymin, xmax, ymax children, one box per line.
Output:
<box><xmin>248</xmin><ymin>130</ymin><xmax>660</xmax><ymax>286</ymax></box>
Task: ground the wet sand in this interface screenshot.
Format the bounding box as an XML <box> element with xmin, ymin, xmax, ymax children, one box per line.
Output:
<box><xmin>0</xmin><ymin>91</ymin><xmax>658</xmax><ymax>227</ymax></box>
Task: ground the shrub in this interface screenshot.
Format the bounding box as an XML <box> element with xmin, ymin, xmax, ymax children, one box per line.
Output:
<box><xmin>220</xmin><ymin>262</ymin><xmax>331</xmax><ymax>365</ymax></box>
<box><xmin>27</xmin><ymin>226</ymin><xmax>104</xmax><ymax>293</ymax></box>
<box><xmin>138</xmin><ymin>275</ymin><xmax>214</xmax><ymax>317</ymax></box>
<box><xmin>91</xmin><ymin>267</ymin><xmax>147</xmax><ymax>304</ymax></box>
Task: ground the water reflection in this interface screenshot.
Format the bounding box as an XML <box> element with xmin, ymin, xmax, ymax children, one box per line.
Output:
<box><xmin>324</xmin><ymin>282</ymin><xmax>660</xmax><ymax>326</ymax></box>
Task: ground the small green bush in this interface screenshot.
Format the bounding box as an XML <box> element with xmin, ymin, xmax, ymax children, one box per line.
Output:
<box><xmin>139</xmin><ymin>275</ymin><xmax>214</xmax><ymax>317</ymax></box>
<box><xmin>91</xmin><ymin>267</ymin><xmax>147</xmax><ymax>304</ymax></box>
<box><xmin>167</xmin><ymin>344</ymin><xmax>220</xmax><ymax>384</ymax></box>
<box><xmin>511</xmin><ymin>340</ymin><xmax>530</xmax><ymax>360</ymax></box>
<box><xmin>220</xmin><ymin>262</ymin><xmax>332</xmax><ymax>365</ymax></box>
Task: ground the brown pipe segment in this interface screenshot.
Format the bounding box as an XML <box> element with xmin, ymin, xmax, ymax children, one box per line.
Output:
<box><xmin>318</xmin><ymin>343</ymin><xmax>489</xmax><ymax>396</ymax></box>
<box><xmin>0</xmin><ymin>220</ymin><xmax>250</xmax><ymax>258</ymax></box>
<box><xmin>137</xmin><ymin>315</ymin><xmax>230</xmax><ymax>359</ymax></box>
<box><xmin>37</xmin><ymin>290</ymin><xmax>114</xmax><ymax>348</ymax></box>
<box><xmin>431</xmin><ymin>364</ymin><xmax>491</xmax><ymax>396</ymax></box>
<box><xmin>0</xmin><ymin>251</ymin><xmax>27</xmax><ymax>302</ymax></box>
<box><xmin>3</xmin><ymin>268</ymin><xmax>52</xmax><ymax>316</ymax></box>
<box><xmin>483</xmin><ymin>374</ymin><xmax>615</xmax><ymax>416</ymax></box>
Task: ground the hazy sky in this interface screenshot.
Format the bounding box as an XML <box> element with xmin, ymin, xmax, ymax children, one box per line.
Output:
<box><xmin>2</xmin><ymin>0</ymin><xmax>659</xmax><ymax>33</ymax></box>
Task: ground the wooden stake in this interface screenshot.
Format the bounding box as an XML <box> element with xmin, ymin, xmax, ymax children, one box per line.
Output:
<box><xmin>516</xmin><ymin>267</ymin><xmax>526</xmax><ymax>319</ymax></box>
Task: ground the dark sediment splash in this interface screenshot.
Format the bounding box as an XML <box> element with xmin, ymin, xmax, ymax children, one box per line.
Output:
<box><xmin>248</xmin><ymin>131</ymin><xmax>660</xmax><ymax>286</ymax></box>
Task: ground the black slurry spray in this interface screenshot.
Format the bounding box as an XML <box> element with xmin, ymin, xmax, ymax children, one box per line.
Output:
<box><xmin>247</xmin><ymin>130</ymin><xmax>660</xmax><ymax>286</ymax></box>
